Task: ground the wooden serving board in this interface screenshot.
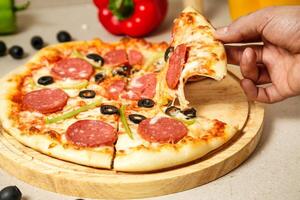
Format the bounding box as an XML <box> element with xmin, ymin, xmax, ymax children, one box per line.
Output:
<box><xmin>0</xmin><ymin>67</ymin><xmax>264</xmax><ymax>199</ymax></box>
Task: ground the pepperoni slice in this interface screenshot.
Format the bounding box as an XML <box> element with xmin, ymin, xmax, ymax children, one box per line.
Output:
<box><xmin>138</xmin><ymin>117</ymin><xmax>188</xmax><ymax>143</ymax></box>
<box><xmin>128</xmin><ymin>50</ymin><xmax>144</xmax><ymax>65</ymax></box>
<box><xmin>22</xmin><ymin>88</ymin><xmax>68</xmax><ymax>114</ymax></box>
<box><xmin>66</xmin><ymin>120</ymin><xmax>117</xmax><ymax>147</ymax></box>
<box><xmin>51</xmin><ymin>58</ymin><xmax>94</xmax><ymax>80</ymax></box>
<box><xmin>107</xmin><ymin>79</ymin><xmax>127</xmax><ymax>100</ymax></box>
<box><xmin>122</xmin><ymin>73</ymin><xmax>157</xmax><ymax>100</ymax></box>
<box><xmin>166</xmin><ymin>44</ymin><xmax>187</xmax><ymax>89</ymax></box>
<box><xmin>104</xmin><ymin>49</ymin><xmax>128</xmax><ymax>65</ymax></box>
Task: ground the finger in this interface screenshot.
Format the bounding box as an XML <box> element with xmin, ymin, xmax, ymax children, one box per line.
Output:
<box><xmin>214</xmin><ymin>8</ymin><xmax>274</xmax><ymax>43</ymax></box>
<box><xmin>225</xmin><ymin>45</ymin><xmax>263</xmax><ymax>65</ymax></box>
<box><xmin>240</xmin><ymin>48</ymin><xmax>259</xmax><ymax>82</ymax></box>
<box><xmin>240</xmin><ymin>79</ymin><xmax>285</xmax><ymax>103</ymax></box>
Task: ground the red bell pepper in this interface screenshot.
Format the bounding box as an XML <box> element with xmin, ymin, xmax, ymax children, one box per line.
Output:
<box><xmin>93</xmin><ymin>0</ymin><xmax>168</xmax><ymax>37</ymax></box>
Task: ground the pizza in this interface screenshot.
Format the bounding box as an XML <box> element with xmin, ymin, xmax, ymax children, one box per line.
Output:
<box><xmin>0</xmin><ymin>8</ymin><xmax>237</xmax><ymax>172</ymax></box>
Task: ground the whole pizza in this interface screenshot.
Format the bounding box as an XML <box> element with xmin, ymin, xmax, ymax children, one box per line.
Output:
<box><xmin>0</xmin><ymin>7</ymin><xmax>238</xmax><ymax>172</ymax></box>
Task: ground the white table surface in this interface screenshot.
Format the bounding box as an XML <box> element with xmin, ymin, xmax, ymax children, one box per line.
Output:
<box><xmin>0</xmin><ymin>0</ymin><xmax>299</xmax><ymax>200</ymax></box>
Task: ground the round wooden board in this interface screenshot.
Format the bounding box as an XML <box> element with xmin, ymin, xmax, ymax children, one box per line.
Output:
<box><xmin>0</xmin><ymin>67</ymin><xmax>264</xmax><ymax>199</ymax></box>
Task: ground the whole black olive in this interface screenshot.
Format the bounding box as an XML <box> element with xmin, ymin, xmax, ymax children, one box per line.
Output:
<box><xmin>31</xmin><ymin>36</ymin><xmax>44</xmax><ymax>50</ymax></box>
<box><xmin>86</xmin><ymin>53</ymin><xmax>104</xmax><ymax>66</ymax></box>
<box><xmin>181</xmin><ymin>107</ymin><xmax>197</xmax><ymax>119</ymax></box>
<box><xmin>129</xmin><ymin>114</ymin><xmax>146</xmax><ymax>124</ymax></box>
<box><xmin>79</xmin><ymin>90</ymin><xmax>96</xmax><ymax>99</ymax></box>
<box><xmin>165</xmin><ymin>106</ymin><xmax>181</xmax><ymax>117</ymax></box>
<box><xmin>100</xmin><ymin>105</ymin><xmax>119</xmax><ymax>115</ymax></box>
<box><xmin>57</xmin><ymin>31</ymin><xmax>72</xmax><ymax>42</ymax></box>
<box><xmin>0</xmin><ymin>186</ymin><xmax>22</xmax><ymax>200</ymax></box>
<box><xmin>0</xmin><ymin>41</ymin><xmax>7</xmax><ymax>57</ymax></box>
<box><xmin>94</xmin><ymin>73</ymin><xmax>105</xmax><ymax>83</ymax></box>
<box><xmin>37</xmin><ymin>76</ymin><xmax>54</xmax><ymax>85</ymax></box>
<box><xmin>137</xmin><ymin>99</ymin><xmax>155</xmax><ymax>108</ymax></box>
<box><xmin>8</xmin><ymin>45</ymin><xmax>24</xmax><ymax>59</ymax></box>
<box><xmin>164</xmin><ymin>46</ymin><xmax>174</xmax><ymax>62</ymax></box>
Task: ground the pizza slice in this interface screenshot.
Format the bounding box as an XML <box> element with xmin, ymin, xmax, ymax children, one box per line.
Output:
<box><xmin>163</xmin><ymin>7</ymin><xmax>227</xmax><ymax>108</ymax></box>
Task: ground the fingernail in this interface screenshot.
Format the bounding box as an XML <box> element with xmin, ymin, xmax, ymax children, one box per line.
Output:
<box><xmin>215</xmin><ymin>26</ymin><xmax>228</xmax><ymax>35</ymax></box>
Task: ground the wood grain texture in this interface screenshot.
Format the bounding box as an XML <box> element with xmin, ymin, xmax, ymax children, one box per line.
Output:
<box><xmin>0</xmin><ymin>67</ymin><xmax>264</xmax><ymax>199</ymax></box>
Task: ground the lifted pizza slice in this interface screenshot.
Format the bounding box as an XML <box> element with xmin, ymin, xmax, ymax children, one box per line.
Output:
<box><xmin>164</xmin><ymin>7</ymin><xmax>227</xmax><ymax>108</ymax></box>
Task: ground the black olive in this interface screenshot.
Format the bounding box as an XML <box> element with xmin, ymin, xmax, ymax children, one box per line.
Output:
<box><xmin>57</xmin><ymin>31</ymin><xmax>72</xmax><ymax>42</ymax></box>
<box><xmin>164</xmin><ymin>46</ymin><xmax>174</xmax><ymax>62</ymax></box>
<box><xmin>94</xmin><ymin>73</ymin><xmax>105</xmax><ymax>83</ymax></box>
<box><xmin>114</xmin><ymin>65</ymin><xmax>132</xmax><ymax>77</ymax></box>
<box><xmin>31</xmin><ymin>36</ymin><xmax>44</xmax><ymax>50</ymax></box>
<box><xmin>8</xmin><ymin>45</ymin><xmax>24</xmax><ymax>59</ymax></box>
<box><xmin>79</xmin><ymin>90</ymin><xmax>96</xmax><ymax>99</ymax></box>
<box><xmin>129</xmin><ymin>114</ymin><xmax>146</xmax><ymax>124</ymax></box>
<box><xmin>0</xmin><ymin>41</ymin><xmax>7</xmax><ymax>56</ymax></box>
<box><xmin>86</xmin><ymin>53</ymin><xmax>104</xmax><ymax>66</ymax></box>
<box><xmin>100</xmin><ymin>105</ymin><xmax>119</xmax><ymax>115</ymax></box>
<box><xmin>181</xmin><ymin>107</ymin><xmax>197</xmax><ymax>119</ymax></box>
<box><xmin>137</xmin><ymin>99</ymin><xmax>155</xmax><ymax>108</ymax></box>
<box><xmin>0</xmin><ymin>186</ymin><xmax>22</xmax><ymax>200</ymax></box>
<box><xmin>37</xmin><ymin>76</ymin><xmax>54</xmax><ymax>85</ymax></box>
<box><xmin>165</xmin><ymin>106</ymin><xmax>181</xmax><ymax>117</ymax></box>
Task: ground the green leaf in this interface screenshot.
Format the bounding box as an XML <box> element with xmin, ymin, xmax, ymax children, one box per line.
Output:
<box><xmin>120</xmin><ymin>105</ymin><xmax>133</xmax><ymax>139</ymax></box>
<box><xmin>109</xmin><ymin>0</ymin><xmax>134</xmax><ymax>20</ymax></box>
<box><xmin>45</xmin><ymin>100</ymin><xmax>102</xmax><ymax>124</ymax></box>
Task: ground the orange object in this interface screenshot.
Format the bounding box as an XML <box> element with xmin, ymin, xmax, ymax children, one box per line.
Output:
<box><xmin>228</xmin><ymin>0</ymin><xmax>300</xmax><ymax>20</ymax></box>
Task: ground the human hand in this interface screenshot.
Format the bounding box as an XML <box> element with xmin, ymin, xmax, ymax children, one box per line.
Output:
<box><xmin>214</xmin><ymin>6</ymin><xmax>300</xmax><ymax>103</ymax></box>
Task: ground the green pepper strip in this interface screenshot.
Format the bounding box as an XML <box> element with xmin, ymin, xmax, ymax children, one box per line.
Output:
<box><xmin>71</xmin><ymin>50</ymin><xmax>102</xmax><ymax>69</ymax></box>
<box><xmin>178</xmin><ymin>118</ymin><xmax>196</xmax><ymax>126</ymax></box>
<box><xmin>58</xmin><ymin>80</ymin><xmax>88</xmax><ymax>89</ymax></box>
<box><xmin>120</xmin><ymin>105</ymin><xmax>133</xmax><ymax>139</ymax></box>
<box><xmin>45</xmin><ymin>100</ymin><xmax>102</xmax><ymax>124</ymax></box>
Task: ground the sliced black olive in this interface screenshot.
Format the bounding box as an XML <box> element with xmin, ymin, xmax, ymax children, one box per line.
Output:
<box><xmin>0</xmin><ymin>41</ymin><xmax>7</xmax><ymax>56</ymax></box>
<box><xmin>8</xmin><ymin>45</ymin><xmax>24</xmax><ymax>59</ymax></box>
<box><xmin>114</xmin><ymin>65</ymin><xmax>132</xmax><ymax>77</ymax></box>
<box><xmin>137</xmin><ymin>99</ymin><xmax>155</xmax><ymax>108</ymax></box>
<box><xmin>37</xmin><ymin>76</ymin><xmax>54</xmax><ymax>85</ymax></box>
<box><xmin>100</xmin><ymin>105</ymin><xmax>119</xmax><ymax>115</ymax></box>
<box><xmin>86</xmin><ymin>53</ymin><xmax>104</xmax><ymax>66</ymax></box>
<box><xmin>57</xmin><ymin>31</ymin><xmax>72</xmax><ymax>42</ymax></box>
<box><xmin>164</xmin><ymin>46</ymin><xmax>174</xmax><ymax>62</ymax></box>
<box><xmin>94</xmin><ymin>73</ymin><xmax>105</xmax><ymax>83</ymax></box>
<box><xmin>129</xmin><ymin>114</ymin><xmax>146</xmax><ymax>124</ymax></box>
<box><xmin>0</xmin><ymin>185</ymin><xmax>22</xmax><ymax>200</ymax></box>
<box><xmin>31</xmin><ymin>36</ymin><xmax>44</xmax><ymax>50</ymax></box>
<box><xmin>181</xmin><ymin>107</ymin><xmax>197</xmax><ymax>119</ymax></box>
<box><xmin>79</xmin><ymin>90</ymin><xmax>96</xmax><ymax>99</ymax></box>
<box><xmin>165</xmin><ymin>106</ymin><xmax>181</xmax><ymax>117</ymax></box>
